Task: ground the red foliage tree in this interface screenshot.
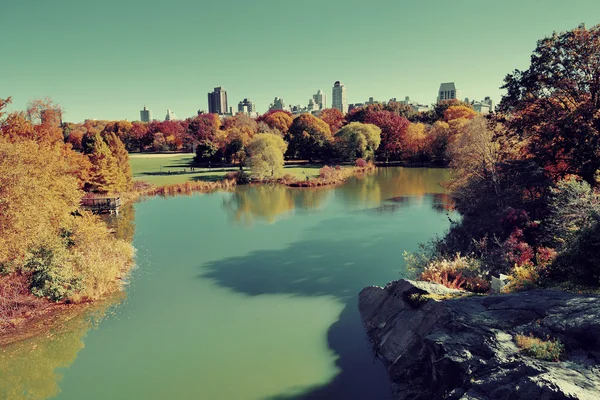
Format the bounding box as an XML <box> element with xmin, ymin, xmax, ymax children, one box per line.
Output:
<box><xmin>349</xmin><ymin>107</ymin><xmax>410</xmax><ymax>161</ymax></box>
<box><xmin>319</xmin><ymin>108</ymin><xmax>345</xmax><ymax>133</ymax></box>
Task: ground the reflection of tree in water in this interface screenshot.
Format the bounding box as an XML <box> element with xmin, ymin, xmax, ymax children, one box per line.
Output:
<box><xmin>431</xmin><ymin>192</ymin><xmax>455</xmax><ymax>213</ymax></box>
<box><xmin>222</xmin><ymin>185</ymin><xmax>295</xmax><ymax>225</ymax></box>
<box><xmin>102</xmin><ymin>202</ymin><xmax>136</xmax><ymax>242</ymax></box>
<box><xmin>222</xmin><ymin>185</ymin><xmax>333</xmax><ymax>225</ymax></box>
<box><xmin>0</xmin><ymin>293</ymin><xmax>124</xmax><ymax>400</ymax></box>
<box><xmin>290</xmin><ymin>188</ymin><xmax>332</xmax><ymax>211</ymax></box>
<box><xmin>339</xmin><ymin>167</ymin><xmax>451</xmax><ymax>209</ymax></box>
<box><xmin>340</xmin><ymin>167</ymin><xmax>449</xmax><ymax>206</ymax></box>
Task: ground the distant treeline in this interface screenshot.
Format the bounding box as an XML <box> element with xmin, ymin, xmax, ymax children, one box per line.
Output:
<box><xmin>61</xmin><ymin>101</ymin><xmax>481</xmax><ymax>165</ymax></box>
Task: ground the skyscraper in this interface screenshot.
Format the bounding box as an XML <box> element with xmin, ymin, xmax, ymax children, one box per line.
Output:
<box><xmin>238</xmin><ymin>98</ymin><xmax>256</xmax><ymax>114</ymax></box>
<box><xmin>165</xmin><ymin>109</ymin><xmax>177</xmax><ymax>121</ymax></box>
<box><xmin>312</xmin><ymin>90</ymin><xmax>326</xmax><ymax>110</ymax></box>
<box><xmin>208</xmin><ymin>87</ymin><xmax>228</xmax><ymax>114</ymax></box>
<box><xmin>332</xmin><ymin>81</ymin><xmax>347</xmax><ymax>114</ymax></box>
<box><xmin>437</xmin><ymin>82</ymin><xmax>460</xmax><ymax>103</ymax></box>
<box><xmin>140</xmin><ymin>106</ymin><xmax>152</xmax><ymax>122</ymax></box>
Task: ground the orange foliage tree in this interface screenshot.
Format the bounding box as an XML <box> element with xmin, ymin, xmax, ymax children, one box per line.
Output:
<box><xmin>444</xmin><ymin>105</ymin><xmax>477</xmax><ymax>122</ymax></box>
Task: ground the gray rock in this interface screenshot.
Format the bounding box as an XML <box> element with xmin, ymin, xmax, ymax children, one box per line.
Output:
<box><xmin>358</xmin><ymin>279</ymin><xmax>600</xmax><ymax>400</ymax></box>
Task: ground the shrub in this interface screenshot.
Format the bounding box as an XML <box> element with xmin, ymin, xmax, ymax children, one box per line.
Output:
<box><xmin>319</xmin><ymin>165</ymin><xmax>337</xmax><ymax>180</ymax></box>
<box><xmin>277</xmin><ymin>173</ymin><xmax>297</xmax><ymax>185</ymax></box>
<box><xmin>355</xmin><ymin>158</ymin><xmax>367</xmax><ymax>167</ymax></box>
<box><xmin>24</xmin><ymin>247</ymin><xmax>82</xmax><ymax>302</ymax></box>
<box><xmin>548</xmin><ymin>215</ymin><xmax>600</xmax><ymax>286</ymax></box>
<box><xmin>515</xmin><ymin>334</ymin><xmax>564</xmax><ymax>362</ymax></box>
<box><xmin>417</xmin><ymin>254</ymin><xmax>490</xmax><ymax>293</ymax></box>
<box><xmin>502</xmin><ymin>264</ymin><xmax>540</xmax><ymax>293</ymax></box>
<box><xmin>224</xmin><ymin>170</ymin><xmax>250</xmax><ymax>185</ymax></box>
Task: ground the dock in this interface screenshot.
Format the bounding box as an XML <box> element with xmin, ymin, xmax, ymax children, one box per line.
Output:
<box><xmin>81</xmin><ymin>196</ymin><xmax>121</xmax><ymax>215</ymax></box>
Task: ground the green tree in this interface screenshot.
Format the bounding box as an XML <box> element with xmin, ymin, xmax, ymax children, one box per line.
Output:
<box><xmin>334</xmin><ymin>122</ymin><xmax>381</xmax><ymax>161</ymax></box>
<box><xmin>247</xmin><ymin>133</ymin><xmax>288</xmax><ymax>179</ymax></box>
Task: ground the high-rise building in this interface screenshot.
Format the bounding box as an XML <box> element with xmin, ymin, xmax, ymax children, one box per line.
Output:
<box><xmin>471</xmin><ymin>96</ymin><xmax>494</xmax><ymax>114</ymax></box>
<box><xmin>140</xmin><ymin>106</ymin><xmax>152</xmax><ymax>122</ymax></box>
<box><xmin>165</xmin><ymin>109</ymin><xmax>177</xmax><ymax>121</ymax></box>
<box><xmin>437</xmin><ymin>82</ymin><xmax>460</xmax><ymax>103</ymax></box>
<box><xmin>208</xmin><ymin>87</ymin><xmax>228</xmax><ymax>114</ymax></box>
<box><xmin>269</xmin><ymin>97</ymin><xmax>286</xmax><ymax>111</ymax></box>
<box><xmin>332</xmin><ymin>81</ymin><xmax>347</xmax><ymax>114</ymax></box>
<box><xmin>312</xmin><ymin>90</ymin><xmax>326</xmax><ymax>110</ymax></box>
<box><xmin>238</xmin><ymin>98</ymin><xmax>256</xmax><ymax>114</ymax></box>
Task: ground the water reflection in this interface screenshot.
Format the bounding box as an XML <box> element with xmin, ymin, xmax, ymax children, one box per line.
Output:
<box><xmin>222</xmin><ymin>168</ymin><xmax>453</xmax><ymax>223</ymax></box>
<box><xmin>0</xmin><ymin>294</ymin><xmax>124</xmax><ymax>400</ymax></box>
<box><xmin>222</xmin><ymin>185</ymin><xmax>334</xmax><ymax>225</ymax></box>
<box><xmin>103</xmin><ymin>202</ymin><xmax>136</xmax><ymax>242</ymax></box>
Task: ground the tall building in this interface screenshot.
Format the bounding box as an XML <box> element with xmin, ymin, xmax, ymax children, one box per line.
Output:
<box><xmin>208</xmin><ymin>87</ymin><xmax>228</xmax><ymax>114</ymax></box>
<box><xmin>269</xmin><ymin>97</ymin><xmax>286</xmax><ymax>111</ymax></box>
<box><xmin>471</xmin><ymin>96</ymin><xmax>494</xmax><ymax>114</ymax></box>
<box><xmin>332</xmin><ymin>81</ymin><xmax>347</xmax><ymax>114</ymax></box>
<box><xmin>238</xmin><ymin>98</ymin><xmax>256</xmax><ymax>114</ymax></box>
<box><xmin>140</xmin><ymin>106</ymin><xmax>152</xmax><ymax>122</ymax></box>
<box><xmin>312</xmin><ymin>90</ymin><xmax>326</xmax><ymax>110</ymax></box>
<box><xmin>365</xmin><ymin>97</ymin><xmax>379</xmax><ymax>105</ymax></box>
<box><xmin>437</xmin><ymin>82</ymin><xmax>460</xmax><ymax>103</ymax></box>
<box><xmin>165</xmin><ymin>109</ymin><xmax>177</xmax><ymax>121</ymax></box>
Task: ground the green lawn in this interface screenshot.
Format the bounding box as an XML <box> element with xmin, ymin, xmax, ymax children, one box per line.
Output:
<box><xmin>129</xmin><ymin>153</ymin><xmax>323</xmax><ymax>185</ymax></box>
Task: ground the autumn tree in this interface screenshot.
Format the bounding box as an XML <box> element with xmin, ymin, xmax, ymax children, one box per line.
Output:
<box><xmin>425</xmin><ymin>121</ymin><xmax>450</xmax><ymax>163</ymax></box>
<box><xmin>87</xmin><ymin>133</ymin><xmax>120</xmax><ymax>193</ymax></box>
<box><xmin>187</xmin><ymin>113</ymin><xmax>220</xmax><ymax>142</ymax></box>
<box><xmin>444</xmin><ymin>105</ymin><xmax>477</xmax><ymax>122</ymax></box>
<box><xmin>365</xmin><ymin>111</ymin><xmax>410</xmax><ymax>162</ymax></box>
<box><xmin>404</xmin><ymin>123</ymin><xmax>428</xmax><ymax>160</ymax></box>
<box><xmin>500</xmin><ymin>23</ymin><xmax>600</xmax><ymax>185</ymax></box>
<box><xmin>319</xmin><ymin>108</ymin><xmax>345</xmax><ymax>133</ymax></box>
<box><xmin>334</xmin><ymin>122</ymin><xmax>381</xmax><ymax>161</ymax></box>
<box><xmin>0</xmin><ymin>112</ymin><xmax>36</xmax><ymax>142</ymax></box>
<box><xmin>257</xmin><ymin>110</ymin><xmax>293</xmax><ymax>134</ymax></box>
<box><xmin>385</xmin><ymin>101</ymin><xmax>417</xmax><ymax>120</ymax></box>
<box><xmin>287</xmin><ymin>113</ymin><xmax>333</xmax><ymax>161</ymax></box>
<box><xmin>26</xmin><ymin>98</ymin><xmax>64</xmax><ymax>144</ymax></box>
<box><xmin>104</xmin><ymin>132</ymin><xmax>133</xmax><ymax>191</ymax></box>
<box><xmin>247</xmin><ymin>133</ymin><xmax>288</xmax><ymax>179</ymax></box>
<box><xmin>0</xmin><ymin>135</ymin><xmax>81</xmax><ymax>268</ymax></box>
<box><xmin>0</xmin><ymin>97</ymin><xmax>11</xmax><ymax>119</ymax></box>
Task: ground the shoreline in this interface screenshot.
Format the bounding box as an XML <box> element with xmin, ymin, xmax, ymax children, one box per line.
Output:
<box><xmin>0</xmin><ymin>163</ymin><xmax>376</xmax><ymax>345</ymax></box>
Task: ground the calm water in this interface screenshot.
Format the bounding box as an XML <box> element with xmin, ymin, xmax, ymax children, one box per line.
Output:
<box><xmin>1</xmin><ymin>167</ymin><xmax>454</xmax><ymax>400</ymax></box>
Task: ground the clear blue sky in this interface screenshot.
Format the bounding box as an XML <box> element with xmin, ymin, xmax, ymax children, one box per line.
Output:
<box><xmin>1</xmin><ymin>0</ymin><xmax>599</xmax><ymax>122</ymax></box>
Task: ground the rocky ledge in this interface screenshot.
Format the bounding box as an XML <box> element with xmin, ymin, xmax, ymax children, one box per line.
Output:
<box><xmin>358</xmin><ymin>279</ymin><xmax>600</xmax><ymax>399</ymax></box>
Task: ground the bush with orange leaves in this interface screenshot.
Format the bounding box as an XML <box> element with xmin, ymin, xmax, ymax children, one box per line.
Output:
<box><xmin>415</xmin><ymin>254</ymin><xmax>491</xmax><ymax>294</ymax></box>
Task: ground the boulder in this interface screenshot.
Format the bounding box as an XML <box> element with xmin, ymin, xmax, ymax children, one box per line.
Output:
<box><xmin>358</xmin><ymin>279</ymin><xmax>600</xmax><ymax>399</ymax></box>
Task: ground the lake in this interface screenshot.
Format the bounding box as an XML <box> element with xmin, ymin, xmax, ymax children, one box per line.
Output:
<box><xmin>0</xmin><ymin>167</ymin><xmax>454</xmax><ymax>400</ymax></box>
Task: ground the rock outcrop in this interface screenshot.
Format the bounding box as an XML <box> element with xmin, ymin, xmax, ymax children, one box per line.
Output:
<box><xmin>358</xmin><ymin>279</ymin><xmax>600</xmax><ymax>399</ymax></box>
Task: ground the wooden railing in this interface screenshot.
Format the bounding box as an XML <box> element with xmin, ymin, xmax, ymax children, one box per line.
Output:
<box><xmin>81</xmin><ymin>197</ymin><xmax>121</xmax><ymax>214</ymax></box>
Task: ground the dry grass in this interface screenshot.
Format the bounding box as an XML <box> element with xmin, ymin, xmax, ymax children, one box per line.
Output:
<box><xmin>0</xmin><ymin>273</ymin><xmax>49</xmax><ymax>334</ymax></box>
<box><xmin>418</xmin><ymin>255</ymin><xmax>491</xmax><ymax>294</ymax></box>
<box><xmin>515</xmin><ymin>334</ymin><xmax>565</xmax><ymax>362</ymax></box>
<box><xmin>143</xmin><ymin>178</ymin><xmax>237</xmax><ymax>197</ymax></box>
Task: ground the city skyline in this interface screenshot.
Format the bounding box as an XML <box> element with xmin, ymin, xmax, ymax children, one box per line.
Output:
<box><xmin>2</xmin><ymin>0</ymin><xmax>600</xmax><ymax>122</ymax></box>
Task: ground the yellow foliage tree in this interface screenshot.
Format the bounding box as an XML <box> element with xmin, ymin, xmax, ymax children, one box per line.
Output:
<box><xmin>247</xmin><ymin>133</ymin><xmax>288</xmax><ymax>179</ymax></box>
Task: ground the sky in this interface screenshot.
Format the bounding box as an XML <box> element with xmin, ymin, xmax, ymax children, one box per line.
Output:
<box><xmin>1</xmin><ymin>0</ymin><xmax>600</xmax><ymax>122</ymax></box>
